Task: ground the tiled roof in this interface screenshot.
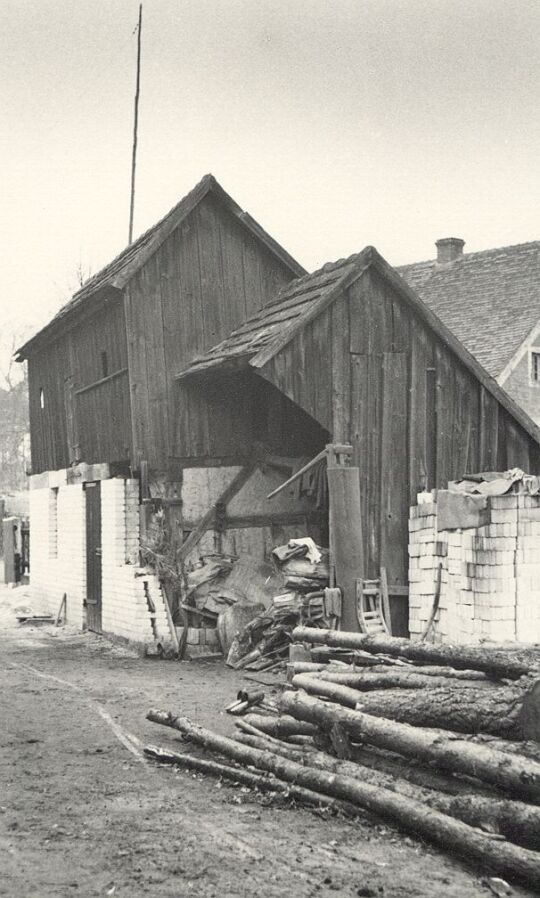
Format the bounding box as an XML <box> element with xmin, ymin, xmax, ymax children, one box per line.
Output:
<box><xmin>398</xmin><ymin>240</ymin><xmax>540</xmax><ymax>377</ymax></box>
<box><xmin>17</xmin><ymin>174</ymin><xmax>305</xmax><ymax>360</ymax></box>
<box><xmin>176</xmin><ymin>251</ymin><xmax>367</xmax><ymax>379</ymax></box>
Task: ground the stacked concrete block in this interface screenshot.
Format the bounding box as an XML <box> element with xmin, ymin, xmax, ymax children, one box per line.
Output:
<box><xmin>408</xmin><ymin>496</ymin><xmax>441</xmax><ymax>638</ymax></box>
<box><xmin>29</xmin><ymin>486</ymin><xmax>60</xmax><ymax>614</ymax></box>
<box><xmin>515</xmin><ymin>496</ymin><xmax>540</xmax><ymax>641</ymax></box>
<box><xmin>29</xmin><ymin>472</ymin><xmax>174</xmax><ymax>646</ymax></box>
<box><xmin>100</xmin><ymin>477</ymin><xmax>173</xmax><ymax>645</ymax></box>
<box><xmin>408</xmin><ymin>490</ymin><xmax>540</xmax><ymax>645</ymax></box>
<box><xmin>56</xmin><ymin>483</ymin><xmax>86</xmax><ymax>629</ymax></box>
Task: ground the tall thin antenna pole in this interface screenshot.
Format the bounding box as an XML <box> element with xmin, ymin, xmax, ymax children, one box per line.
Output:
<box><xmin>128</xmin><ymin>4</ymin><xmax>142</xmax><ymax>244</ymax></box>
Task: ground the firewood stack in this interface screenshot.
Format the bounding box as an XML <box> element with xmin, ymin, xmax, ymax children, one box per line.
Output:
<box><xmin>145</xmin><ymin>627</ymin><xmax>540</xmax><ymax>889</ymax></box>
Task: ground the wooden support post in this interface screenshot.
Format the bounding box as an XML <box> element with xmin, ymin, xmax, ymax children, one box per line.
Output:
<box><xmin>327</xmin><ymin>463</ymin><xmax>364</xmax><ymax>632</ymax></box>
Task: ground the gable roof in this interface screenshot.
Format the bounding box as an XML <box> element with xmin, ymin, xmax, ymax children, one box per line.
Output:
<box><xmin>16</xmin><ymin>174</ymin><xmax>305</xmax><ymax>360</ymax></box>
<box><xmin>397</xmin><ymin>240</ymin><xmax>540</xmax><ymax>379</ymax></box>
<box><xmin>177</xmin><ymin>245</ymin><xmax>540</xmax><ymax>448</ymax></box>
<box><xmin>175</xmin><ymin>252</ymin><xmax>366</xmax><ymax>379</ymax></box>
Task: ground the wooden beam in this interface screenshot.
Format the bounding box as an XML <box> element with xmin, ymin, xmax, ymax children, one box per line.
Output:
<box><xmin>176</xmin><ymin>462</ymin><xmax>257</xmax><ymax>562</ymax></box>
<box><xmin>327</xmin><ymin>464</ymin><xmax>364</xmax><ymax>632</ymax></box>
<box><xmin>266</xmin><ymin>444</ymin><xmax>353</xmax><ymax>500</ymax></box>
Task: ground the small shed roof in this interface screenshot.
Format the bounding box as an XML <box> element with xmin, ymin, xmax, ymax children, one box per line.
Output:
<box><xmin>175</xmin><ymin>252</ymin><xmax>364</xmax><ymax>379</ymax></box>
<box><xmin>177</xmin><ymin>245</ymin><xmax>540</xmax><ymax>448</ymax></box>
<box><xmin>17</xmin><ymin>174</ymin><xmax>305</xmax><ymax>360</ymax></box>
<box><xmin>398</xmin><ymin>240</ymin><xmax>540</xmax><ymax>378</ymax></box>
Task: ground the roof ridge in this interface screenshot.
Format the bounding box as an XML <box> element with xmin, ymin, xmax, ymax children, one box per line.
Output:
<box><xmin>398</xmin><ymin>237</ymin><xmax>540</xmax><ymax>271</ymax></box>
<box><xmin>72</xmin><ymin>173</ymin><xmax>215</xmax><ymax>299</ymax></box>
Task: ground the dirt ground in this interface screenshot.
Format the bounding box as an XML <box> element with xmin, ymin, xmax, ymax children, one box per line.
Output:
<box><xmin>0</xmin><ymin>583</ymin><xmax>536</xmax><ymax>898</ymax></box>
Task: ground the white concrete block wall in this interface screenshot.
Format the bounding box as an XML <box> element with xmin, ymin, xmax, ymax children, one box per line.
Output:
<box><xmin>57</xmin><ymin>484</ymin><xmax>86</xmax><ymax>629</ymax></box>
<box><xmin>409</xmin><ymin>491</ymin><xmax>540</xmax><ymax>644</ymax></box>
<box><xmin>29</xmin><ymin>473</ymin><xmax>174</xmax><ymax>646</ymax></box>
<box><xmin>100</xmin><ymin>477</ymin><xmax>173</xmax><ymax>645</ymax></box>
<box><xmin>29</xmin><ymin>486</ymin><xmax>60</xmax><ymax>614</ymax></box>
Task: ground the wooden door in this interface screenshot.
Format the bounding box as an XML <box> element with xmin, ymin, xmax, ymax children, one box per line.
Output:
<box><xmin>85</xmin><ymin>481</ymin><xmax>102</xmax><ymax>632</ymax></box>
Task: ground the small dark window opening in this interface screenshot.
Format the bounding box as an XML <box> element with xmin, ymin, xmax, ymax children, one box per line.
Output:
<box><xmin>39</xmin><ymin>387</ymin><xmax>45</xmax><ymax>410</ymax></box>
<box><xmin>532</xmin><ymin>351</ymin><xmax>540</xmax><ymax>383</ymax></box>
<box><xmin>101</xmin><ymin>351</ymin><xmax>109</xmax><ymax>378</ymax></box>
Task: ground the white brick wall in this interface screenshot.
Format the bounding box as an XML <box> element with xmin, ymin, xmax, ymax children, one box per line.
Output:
<box><xmin>29</xmin><ymin>474</ymin><xmax>174</xmax><ymax>646</ymax></box>
<box><xmin>100</xmin><ymin>477</ymin><xmax>172</xmax><ymax>644</ymax></box>
<box><xmin>29</xmin><ymin>482</ymin><xmax>85</xmax><ymax>629</ymax></box>
<box><xmin>408</xmin><ymin>491</ymin><xmax>540</xmax><ymax>645</ymax></box>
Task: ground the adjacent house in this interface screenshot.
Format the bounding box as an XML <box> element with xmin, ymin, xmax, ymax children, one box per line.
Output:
<box><xmin>399</xmin><ymin>237</ymin><xmax>540</xmax><ymax>426</ymax></box>
<box><xmin>17</xmin><ymin>178</ymin><xmax>540</xmax><ymax>646</ymax></box>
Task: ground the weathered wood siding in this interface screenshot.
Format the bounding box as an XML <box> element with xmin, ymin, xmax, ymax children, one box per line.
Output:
<box><xmin>28</xmin><ymin>296</ymin><xmax>131</xmax><ymax>473</ymax></box>
<box><xmin>171</xmin><ymin>374</ymin><xmax>329</xmax><ymax>468</ymax></box>
<box><xmin>259</xmin><ymin>267</ymin><xmax>540</xmax><ymax>590</ymax></box>
<box><xmin>124</xmin><ymin>193</ymin><xmax>296</xmax><ymax>472</ymax></box>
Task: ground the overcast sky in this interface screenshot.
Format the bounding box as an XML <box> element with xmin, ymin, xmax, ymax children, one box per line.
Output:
<box><xmin>2</xmin><ymin>0</ymin><xmax>540</xmax><ymax>351</ymax></box>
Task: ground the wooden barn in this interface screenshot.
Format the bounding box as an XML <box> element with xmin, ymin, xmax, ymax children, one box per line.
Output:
<box><xmin>16</xmin><ymin>174</ymin><xmax>540</xmax><ymax>644</ymax></box>
<box><xmin>17</xmin><ymin>176</ymin><xmax>326</xmax><ymax>641</ymax></box>
<box><xmin>179</xmin><ymin>245</ymin><xmax>540</xmax><ymax>633</ymax></box>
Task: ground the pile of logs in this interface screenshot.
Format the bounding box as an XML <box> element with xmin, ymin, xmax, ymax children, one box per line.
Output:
<box><xmin>145</xmin><ymin>627</ymin><xmax>540</xmax><ymax>889</ymax></box>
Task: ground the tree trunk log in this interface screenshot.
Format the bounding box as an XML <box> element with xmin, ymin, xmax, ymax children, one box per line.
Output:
<box><xmin>292</xmin><ymin>673</ymin><xmax>540</xmax><ymax>739</ymax></box>
<box><xmin>143</xmin><ymin>743</ymin><xmax>363</xmax><ymax>817</ymax></box>
<box><xmin>280</xmin><ymin>691</ymin><xmax>540</xmax><ymax>802</ymax></box>
<box><xmin>292</xmin><ymin>626</ymin><xmax>540</xmax><ymax>680</ymax></box>
<box><xmin>299</xmin><ymin>669</ymin><xmax>492</xmax><ymax>691</ymax></box>
<box><xmin>242</xmin><ymin>712</ymin><xmax>317</xmax><ymax>739</ymax></box>
<box><xmin>234</xmin><ymin>731</ymin><xmax>540</xmax><ymax>850</ymax></box>
<box><xmin>146</xmin><ymin>709</ymin><xmax>540</xmax><ymax>888</ymax></box>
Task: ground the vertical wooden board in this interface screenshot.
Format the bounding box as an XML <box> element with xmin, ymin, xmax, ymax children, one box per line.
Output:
<box><xmin>350</xmin><ymin>353</ymin><xmax>368</xmax><ymax>559</ymax></box>
<box><xmin>331</xmin><ymin>295</ymin><xmax>351</xmax><ymax>441</ymax></box>
<box><xmin>479</xmin><ymin>387</ymin><xmax>499</xmax><ymax>470</ymax></box>
<box><xmin>306</xmin><ymin>311</ymin><xmax>332</xmax><ymax>432</ymax></box>
<box><xmin>506</xmin><ymin>418</ymin><xmax>531</xmax><ymax>471</ymax></box>
<box><xmin>242</xmin><ymin>234</ymin><xmax>264</xmax><ymax>317</ymax></box>
<box><xmin>125</xmin><ymin>277</ymin><xmax>149</xmax><ymax>467</ymax></box>
<box><xmin>196</xmin><ymin>199</ymin><xmax>225</xmax><ymax>350</ymax></box>
<box><xmin>368</xmin><ymin>269</ymin><xmax>394</xmax><ymax>355</ymax></box>
<box><xmin>348</xmin><ymin>278</ymin><xmax>367</xmax><ymax>354</ymax></box>
<box><xmin>380</xmin><ymin>352</ymin><xmax>409</xmax><ymax>588</ymax></box>
<box><xmin>158</xmin><ymin>230</ymin><xmax>184</xmax><ymax>458</ymax></box>
<box><xmin>450</xmin><ymin>363</ymin><xmax>475</xmax><ymax>478</ymax></box>
<box><xmin>259</xmin><ymin>250</ymin><xmax>291</xmax><ymax>307</ymax></box>
<box><xmin>174</xmin><ymin>214</ymin><xmax>205</xmax><ymax>361</ymax></box>
<box><xmin>365</xmin><ymin>350</ymin><xmax>382</xmax><ymax>577</ymax></box>
<box><xmin>218</xmin><ymin>209</ymin><xmax>248</xmax><ymax>329</ymax></box>
<box><xmin>408</xmin><ymin>326</ymin><xmax>430</xmax><ymax>501</ymax></box>
<box><xmin>139</xmin><ymin>254</ymin><xmax>169</xmax><ymax>469</ymax></box>
<box><xmin>435</xmin><ymin>345</ymin><xmax>455</xmax><ymax>487</ymax></box>
<box><xmin>389</xmin><ymin>291</ymin><xmax>410</xmax><ymax>353</ymax></box>
<box><xmin>328</xmin><ymin>465</ymin><xmax>364</xmax><ymax>631</ymax></box>
<box><xmin>528</xmin><ymin>439</ymin><xmax>540</xmax><ymax>475</ymax></box>
<box><xmin>497</xmin><ymin>405</ymin><xmax>508</xmax><ymax>470</ymax></box>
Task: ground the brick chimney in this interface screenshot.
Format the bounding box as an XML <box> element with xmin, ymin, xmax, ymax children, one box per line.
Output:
<box><xmin>436</xmin><ymin>237</ymin><xmax>465</xmax><ymax>264</ymax></box>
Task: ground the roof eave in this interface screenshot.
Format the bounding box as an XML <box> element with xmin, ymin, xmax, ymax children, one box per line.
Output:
<box><xmin>174</xmin><ymin>354</ymin><xmax>252</xmax><ymax>382</ymax></box>
<box><xmin>249</xmin><ymin>252</ymin><xmax>373</xmax><ymax>371</ymax></box>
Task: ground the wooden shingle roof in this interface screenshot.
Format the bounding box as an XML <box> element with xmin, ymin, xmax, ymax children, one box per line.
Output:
<box><xmin>175</xmin><ymin>252</ymin><xmax>366</xmax><ymax>379</ymax></box>
<box><xmin>17</xmin><ymin>174</ymin><xmax>305</xmax><ymax>360</ymax></box>
<box><xmin>177</xmin><ymin>245</ymin><xmax>540</xmax><ymax>448</ymax></box>
<box><xmin>398</xmin><ymin>240</ymin><xmax>540</xmax><ymax>378</ymax></box>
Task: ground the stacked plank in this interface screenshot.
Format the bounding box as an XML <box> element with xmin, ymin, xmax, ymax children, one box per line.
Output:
<box><xmin>409</xmin><ymin>491</ymin><xmax>540</xmax><ymax>644</ymax></box>
<box><xmin>146</xmin><ymin>627</ymin><xmax>540</xmax><ymax>888</ymax></box>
